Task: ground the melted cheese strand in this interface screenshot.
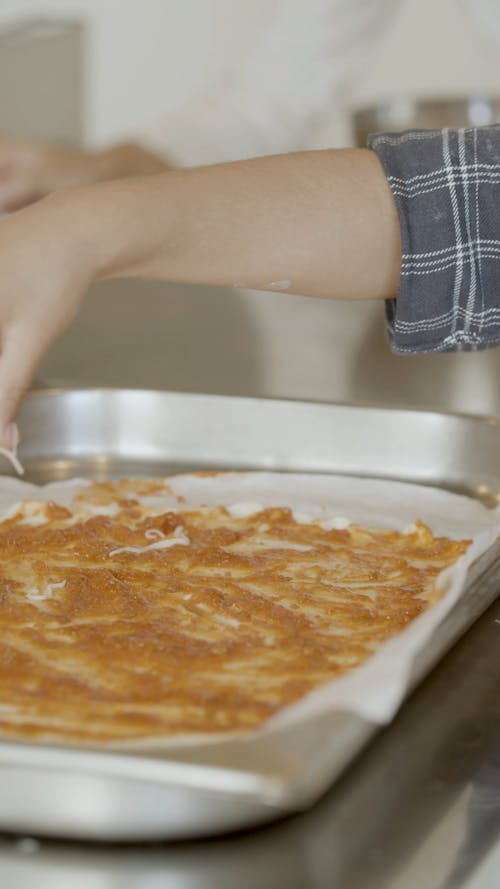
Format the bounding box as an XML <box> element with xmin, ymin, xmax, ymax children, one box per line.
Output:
<box><xmin>26</xmin><ymin>580</ymin><xmax>66</xmax><ymax>602</ymax></box>
<box><xmin>144</xmin><ymin>529</ymin><xmax>165</xmax><ymax>541</ymax></box>
<box><xmin>0</xmin><ymin>424</ymin><xmax>24</xmax><ymax>476</ymax></box>
<box><xmin>110</xmin><ymin>527</ymin><xmax>189</xmax><ymax>557</ymax></box>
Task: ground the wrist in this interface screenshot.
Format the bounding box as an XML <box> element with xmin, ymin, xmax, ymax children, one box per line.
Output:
<box><xmin>37</xmin><ymin>187</ymin><xmax>111</xmax><ymax>286</ymax></box>
<box><xmin>52</xmin><ymin>174</ymin><xmax>177</xmax><ymax>283</ymax></box>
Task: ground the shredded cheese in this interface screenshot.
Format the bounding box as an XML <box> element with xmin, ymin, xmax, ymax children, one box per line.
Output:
<box><xmin>226</xmin><ymin>502</ymin><xmax>263</xmax><ymax>518</ymax></box>
<box><xmin>144</xmin><ymin>529</ymin><xmax>165</xmax><ymax>541</ymax></box>
<box><xmin>109</xmin><ymin>526</ymin><xmax>189</xmax><ymax>557</ymax></box>
<box><xmin>26</xmin><ymin>580</ymin><xmax>66</xmax><ymax>603</ymax></box>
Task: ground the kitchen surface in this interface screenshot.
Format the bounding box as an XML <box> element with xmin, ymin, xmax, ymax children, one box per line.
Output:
<box><xmin>1</xmin><ymin>3</ymin><xmax>500</xmax><ymax>887</ymax></box>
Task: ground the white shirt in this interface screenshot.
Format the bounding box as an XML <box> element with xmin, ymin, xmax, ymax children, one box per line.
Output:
<box><xmin>136</xmin><ymin>0</ymin><xmax>500</xmax><ymax>166</ymax></box>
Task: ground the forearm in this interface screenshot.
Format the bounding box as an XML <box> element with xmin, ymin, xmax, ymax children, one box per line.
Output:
<box><xmin>75</xmin><ymin>149</ymin><xmax>401</xmax><ymax>301</ymax></box>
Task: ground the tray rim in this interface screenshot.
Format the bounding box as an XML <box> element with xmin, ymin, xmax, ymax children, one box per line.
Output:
<box><xmin>23</xmin><ymin>384</ymin><xmax>500</xmax><ymax>428</ymax></box>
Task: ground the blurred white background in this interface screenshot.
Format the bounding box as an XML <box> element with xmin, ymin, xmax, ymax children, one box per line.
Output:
<box><xmin>1</xmin><ymin>0</ymin><xmax>500</xmax><ymax>146</ymax></box>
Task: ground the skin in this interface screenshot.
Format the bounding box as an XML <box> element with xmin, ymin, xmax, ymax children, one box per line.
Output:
<box><xmin>0</xmin><ymin>135</ymin><xmax>169</xmax><ymax>211</ymax></box>
<box><xmin>0</xmin><ymin>148</ymin><xmax>401</xmax><ymax>447</ymax></box>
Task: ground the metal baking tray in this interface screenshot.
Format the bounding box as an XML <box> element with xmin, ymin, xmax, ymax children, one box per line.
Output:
<box><xmin>0</xmin><ymin>388</ymin><xmax>498</xmax><ymax>842</ymax></box>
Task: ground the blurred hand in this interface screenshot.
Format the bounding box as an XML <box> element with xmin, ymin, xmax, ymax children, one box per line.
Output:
<box><xmin>0</xmin><ymin>134</ymin><xmax>169</xmax><ymax>212</ymax></box>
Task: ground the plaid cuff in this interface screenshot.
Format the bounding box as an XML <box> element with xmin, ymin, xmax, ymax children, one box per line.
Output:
<box><xmin>369</xmin><ymin>125</ymin><xmax>500</xmax><ymax>353</ymax></box>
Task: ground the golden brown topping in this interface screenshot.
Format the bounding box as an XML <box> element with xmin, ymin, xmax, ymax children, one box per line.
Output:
<box><xmin>0</xmin><ymin>483</ymin><xmax>470</xmax><ymax>745</ymax></box>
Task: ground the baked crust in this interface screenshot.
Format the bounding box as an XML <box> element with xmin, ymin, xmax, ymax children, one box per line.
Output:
<box><xmin>0</xmin><ymin>479</ymin><xmax>470</xmax><ymax>744</ymax></box>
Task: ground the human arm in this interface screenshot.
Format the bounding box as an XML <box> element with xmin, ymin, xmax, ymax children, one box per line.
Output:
<box><xmin>0</xmin><ymin>147</ymin><xmax>400</xmax><ymax>443</ymax></box>
<box><xmin>2</xmin><ymin>122</ymin><xmax>500</xmax><ymax>449</ymax></box>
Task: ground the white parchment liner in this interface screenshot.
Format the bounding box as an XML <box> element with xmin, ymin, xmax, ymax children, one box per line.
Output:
<box><xmin>0</xmin><ymin>471</ymin><xmax>498</xmax><ymax>734</ymax></box>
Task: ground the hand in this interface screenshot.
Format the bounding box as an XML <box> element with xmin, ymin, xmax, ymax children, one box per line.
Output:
<box><xmin>0</xmin><ymin>134</ymin><xmax>169</xmax><ymax>212</ymax></box>
<box><xmin>0</xmin><ymin>193</ymin><xmax>97</xmax><ymax>445</ymax></box>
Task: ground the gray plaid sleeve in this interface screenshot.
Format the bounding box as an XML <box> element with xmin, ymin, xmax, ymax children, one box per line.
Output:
<box><xmin>369</xmin><ymin>125</ymin><xmax>500</xmax><ymax>353</ymax></box>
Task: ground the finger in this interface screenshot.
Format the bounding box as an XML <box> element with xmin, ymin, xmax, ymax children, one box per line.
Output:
<box><xmin>0</xmin><ymin>323</ymin><xmax>48</xmax><ymax>446</ymax></box>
